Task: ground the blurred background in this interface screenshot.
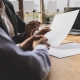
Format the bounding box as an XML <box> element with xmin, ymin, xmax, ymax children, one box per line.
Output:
<box><xmin>9</xmin><ymin>0</ymin><xmax>80</xmax><ymax>24</ymax></box>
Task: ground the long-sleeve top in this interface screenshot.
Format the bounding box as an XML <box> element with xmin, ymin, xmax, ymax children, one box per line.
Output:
<box><xmin>0</xmin><ymin>28</ymin><xmax>51</xmax><ymax>80</ymax></box>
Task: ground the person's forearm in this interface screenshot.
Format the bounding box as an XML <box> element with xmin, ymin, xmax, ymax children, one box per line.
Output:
<box><xmin>19</xmin><ymin>39</ymin><xmax>30</xmax><ymax>51</ymax></box>
<box><xmin>19</xmin><ymin>36</ymin><xmax>34</xmax><ymax>51</ymax></box>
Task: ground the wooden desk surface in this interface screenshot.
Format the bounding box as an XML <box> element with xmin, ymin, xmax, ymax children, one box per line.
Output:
<box><xmin>46</xmin><ymin>35</ymin><xmax>80</xmax><ymax>80</ymax></box>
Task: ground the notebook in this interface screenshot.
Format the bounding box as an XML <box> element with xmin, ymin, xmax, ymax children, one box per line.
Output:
<box><xmin>44</xmin><ymin>10</ymin><xmax>79</xmax><ymax>46</ymax></box>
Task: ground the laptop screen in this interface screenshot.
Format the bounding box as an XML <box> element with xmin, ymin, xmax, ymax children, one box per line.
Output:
<box><xmin>64</xmin><ymin>8</ymin><xmax>80</xmax><ymax>31</ymax></box>
<box><xmin>72</xmin><ymin>10</ymin><xmax>80</xmax><ymax>30</ymax></box>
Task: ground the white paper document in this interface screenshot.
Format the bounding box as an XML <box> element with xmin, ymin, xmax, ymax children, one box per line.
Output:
<box><xmin>45</xmin><ymin>10</ymin><xmax>79</xmax><ymax>46</ymax></box>
<box><xmin>49</xmin><ymin>43</ymin><xmax>80</xmax><ymax>58</ymax></box>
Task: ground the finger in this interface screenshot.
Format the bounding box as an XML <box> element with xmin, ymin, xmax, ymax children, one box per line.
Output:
<box><xmin>43</xmin><ymin>37</ymin><xmax>48</xmax><ymax>41</ymax></box>
<box><xmin>38</xmin><ymin>38</ymin><xmax>50</xmax><ymax>49</ymax></box>
<box><xmin>40</xmin><ymin>37</ymin><xmax>47</xmax><ymax>41</ymax></box>
<box><xmin>49</xmin><ymin>28</ymin><xmax>51</xmax><ymax>31</ymax></box>
<box><xmin>26</xmin><ymin>21</ymin><xmax>37</xmax><ymax>29</ymax></box>
<box><xmin>46</xmin><ymin>42</ymin><xmax>50</xmax><ymax>47</ymax></box>
<box><xmin>33</xmin><ymin>35</ymin><xmax>44</xmax><ymax>40</ymax></box>
<box><xmin>36</xmin><ymin>35</ymin><xmax>44</xmax><ymax>38</ymax></box>
<box><xmin>47</xmin><ymin>28</ymin><xmax>51</xmax><ymax>31</ymax></box>
<box><xmin>48</xmin><ymin>44</ymin><xmax>50</xmax><ymax>47</ymax></box>
<box><xmin>43</xmin><ymin>28</ymin><xmax>49</xmax><ymax>30</ymax></box>
<box><xmin>45</xmin><ymin>27</ymin><xmax>50</xmax><ymax>28</ymax></box>
<box><xmin>46</xmin><ymin>43</ymin><xmax>50</xmax><ymax>49</ymax></box>
<box><xmin>43</xmin><ymin>28</ymin><xmax>51</xmax><ymax>31</ymax></box>
<box><xmin>48</xmin><ymin>47</ymin><xmax>50</xmax><ymax>50</ymax></box>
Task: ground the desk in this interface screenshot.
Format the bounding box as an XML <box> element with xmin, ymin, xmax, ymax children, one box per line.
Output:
<box><xmin>46</xmin><ymin>35</ymin><xmax>80</xmax><ymax>80</ymax></box>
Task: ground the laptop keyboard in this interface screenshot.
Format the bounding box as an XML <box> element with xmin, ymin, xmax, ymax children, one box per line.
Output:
<box><xmin>69</xmin><ymin>29</ymin><xmax>80</xmax><ymax>35</ymax></box>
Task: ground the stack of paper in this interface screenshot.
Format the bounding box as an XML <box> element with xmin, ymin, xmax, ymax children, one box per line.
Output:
<box><xmin>49</xmin><ymin>43</ymin><xmax>80</xmax><ymax>58</ymax></box>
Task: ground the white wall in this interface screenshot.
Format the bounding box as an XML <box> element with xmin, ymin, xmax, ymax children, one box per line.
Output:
<box><xmin>23</xmin><ymin>1</ymin><xmax>34</xmax><ymax>12</ymax></box>
<box><xmin>47</xmin><ymin>1</ymin><xmax>57</xmax><ymax>12</ymax></box>
<box><xmin>9</xmin><ymin>0</ymin><xmax>80</xmax><ymax>12</ymax></box>
<box><xmin>10</xmin><ymin>1</ymin><xmax>19</xmax><ymax>12</ymax></box>
<box><xmin>75</xmin><ymin>1</ymin><xmax>80</xmax><ymax>7</ymax></box>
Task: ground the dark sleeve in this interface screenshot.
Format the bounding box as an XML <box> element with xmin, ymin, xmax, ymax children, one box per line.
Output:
<box><xmin>16</xmin><ymin>15</ymin><xmax>25</xmax><ymax>33</ymax></box>
<box><xmin>12</xmin><ymin>33</ymin><xmax>25</xmax><ymax>44</ymax></box>
<box><xmin>3</xmin><ymin>0</ymin><xmax>25</xmax><ymax>33</ymax></box>
<box><xmin>3</xmin><ymin>0</ymin><xmax>26</xmax><ymax>43</ymax></box>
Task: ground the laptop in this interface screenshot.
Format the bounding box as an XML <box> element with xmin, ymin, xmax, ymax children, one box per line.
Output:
<box><xmin>69</xmin><ymin>9</ymin><xmax>80</xmax><ymax>35</ymax></box>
